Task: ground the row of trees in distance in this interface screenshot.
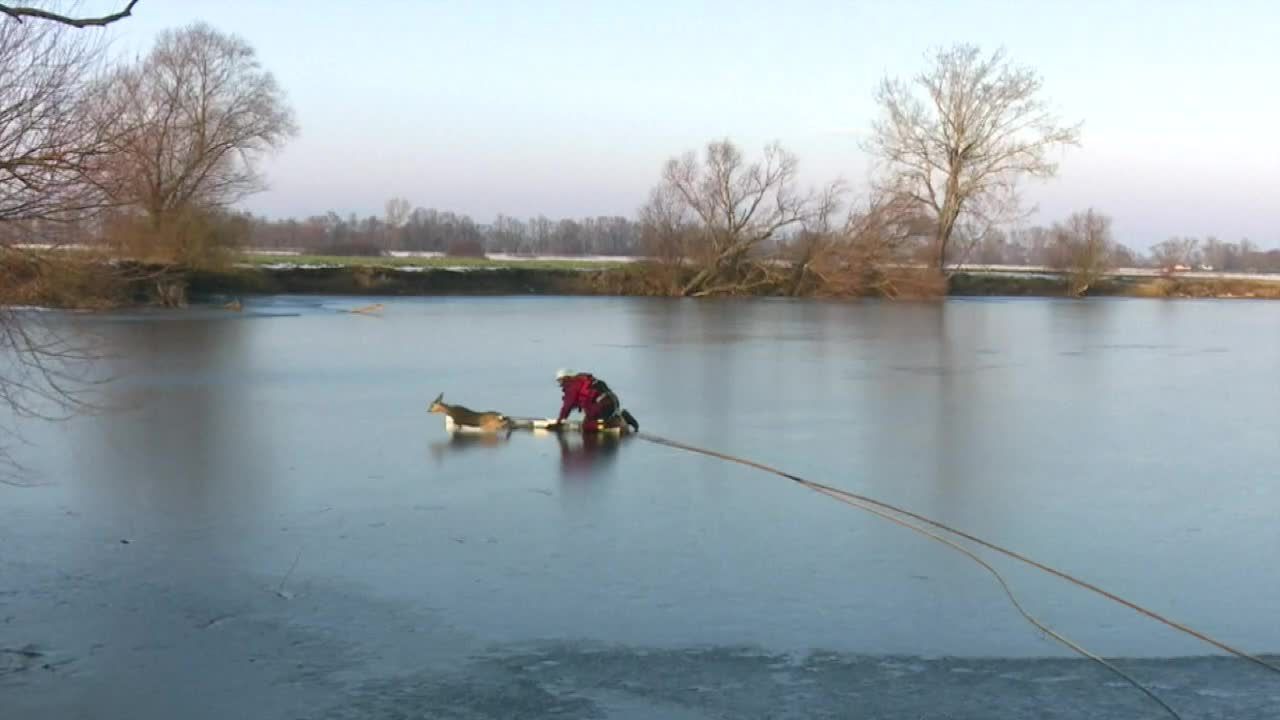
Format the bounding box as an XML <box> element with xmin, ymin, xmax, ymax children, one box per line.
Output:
<box><xmin>244</xmin><ymin>208</ymin><xmax>644</xmax><ymax>258</ymax></box>
<box><xmin>237</xmin><ymin>201</ymin><xmax>1280</xmax><ymax>275</ymax></box>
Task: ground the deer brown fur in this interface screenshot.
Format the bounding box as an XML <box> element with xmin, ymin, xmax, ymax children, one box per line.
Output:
<box><xmin>428</xmin><ymin>392</ymin><xmax>511</xmax><ymax>432</ymax></box>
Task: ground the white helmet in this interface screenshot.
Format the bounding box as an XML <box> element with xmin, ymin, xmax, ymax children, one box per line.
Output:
<box><xmin>555</xmin><ymin>368</ymin><xmax>574</xmax><ymax>382</ymax></box>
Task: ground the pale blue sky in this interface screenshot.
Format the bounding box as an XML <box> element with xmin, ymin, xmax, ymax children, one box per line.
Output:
<box><xmin>92</xmin><ymin>0</ymin><xmax>1278</xmax><ymax>249</ymax></box>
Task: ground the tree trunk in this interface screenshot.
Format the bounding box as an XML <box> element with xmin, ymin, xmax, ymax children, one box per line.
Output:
<box><xmin>785</xmin><ymin>256</ymin><xmax>812</xmax><ymax>297</ymax></box>
<box><xmin>933</xmin><ymin>159</ymin><xmax>965</xmax><ymax>271</ymax></box>
<box><xmin>681</xmin><ymin>244</ymin><xmax>751</xmax><ymax>296</ymax></box>
<box><xmin>681</xmin><ymin>265</ymin><xmax>716</xmax><ymax>296</ymax></box>
<box><xmin>154</xmin><ymin>277</ymin><xmax>187</xmax><ymax>307</ymax></box>
<box><xmin>934</xmin><ymin>198</ymin><xmax>963</xmax><ymax>271</ymax></box>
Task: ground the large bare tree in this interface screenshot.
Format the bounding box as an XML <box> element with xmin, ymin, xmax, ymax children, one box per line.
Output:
<box><xmin>0</xmin><ymin>13</ymin><xmax>113</xmax><ymax>235</ymax></box>
<box><xmin>866</xmin><ymin>44</ymin><xmax>1081</xmax><ymax>270</ymax></box>
<box><xmin>640</xmin><ymin>139</ymin><xmax>840</xmax><ymax>296</ymax></box>
<box><xmin>92</xmin><ymin>21</ymin><xmax>297</xmax><ymax>261</ymax></box>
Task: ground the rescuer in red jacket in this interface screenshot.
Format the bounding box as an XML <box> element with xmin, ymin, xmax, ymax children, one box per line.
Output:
<box><xmin>550</xmin><ymin>369</ymin><xmax>638</xmax><ymax>432</ymax></box>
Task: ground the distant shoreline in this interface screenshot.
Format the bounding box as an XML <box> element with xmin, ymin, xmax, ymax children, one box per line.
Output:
<box><xmin>185</xmin><ymin>263</ymin><xmax>1280</xmax><ymax>302</ymax></box>
<box><xmin>7</xmin><ymin>249</ymin><xmax>1280</xmax><ymax>310</ymax></box>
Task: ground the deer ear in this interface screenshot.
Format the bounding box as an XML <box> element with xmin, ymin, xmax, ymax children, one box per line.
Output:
<box><xmin>432</xmin><ymin>392</ymin><xmax>443</xmax><ymax>404</ymax></box>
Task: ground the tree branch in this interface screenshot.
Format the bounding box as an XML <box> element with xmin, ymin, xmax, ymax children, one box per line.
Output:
<box><xmin>0</xmin><ymin>1</ymin><xmax>138</xmax><ymax>28</ymax></box>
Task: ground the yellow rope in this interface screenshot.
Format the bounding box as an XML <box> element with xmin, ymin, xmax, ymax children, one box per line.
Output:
<box><xmin>637</xmin><ymin>432</ymin><xmax>1279</xmax><ymax>674</ymax></box>
<box><xmin>802</xmin><ymin>482</ymin><xmax>1182</xmax><ymax>719</ymax></box>
<box><xmin>636</xmin><ymin>431</ymin><xmax>1280</xmax><ymax>718</ymax></box>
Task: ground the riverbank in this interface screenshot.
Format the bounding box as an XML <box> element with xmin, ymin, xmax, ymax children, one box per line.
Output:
<box><xmin>949</xmin><ymin>272</ymin><xmax>1280</xmax><ymax>299</ymax></box>
<box><xmin>188</xmin><ymin>263</ymin><xmax>1280</xmax><ymax>301</ymax></box>
<box><xmin>6</xmin><ymin>252</ymin><xmax>1280</xmax><ymax>309</ymax></box>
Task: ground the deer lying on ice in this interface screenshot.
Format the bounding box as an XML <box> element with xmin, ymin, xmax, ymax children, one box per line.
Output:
<box><xmin>428</xmin><ymin>392</ymin><xmax>512</xmax><ymax>433</ymax></box>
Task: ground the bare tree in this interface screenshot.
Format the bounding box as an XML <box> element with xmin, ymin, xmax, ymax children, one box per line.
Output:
<box><xmin>0</xmin><ymin>3</ymin><xmax>140</xmax><ymax>482</ymax></box>
<box><xmin>1010</xmin><ymin>225</ymin><xmax>1055</xmax><ymax>266</ymax></box>
<box><xmin>1150</xmin><ymin>237</ymin><xmax>1200</xmax><ymax>273</ymax></box>
<box><xmin>777</xmin><ymin>180</ymin><xmax>845</xmax><ymax>295</ymax></box>
<box><xmin>0</xmin><ymin>0</ymin><xmax>137</xmax><ymax>28</ymax></box>
<box><xmin>1110</xmin><ymin>241</ymin><xmax>1138</xmax><ymax>269</ymax></box>
<box><xmin>92</xmin><ymin>21</ymin><xmax>297</xmax><ymax>263</ymax></box>
<box><xmin>803</xmin><ymin>193</ymin><xmax>936</xmax><ymax>298</ymax></box>
<box><xmin>0</xmin><ymin>14</ymin><xmax>113</xmax><ymax>234</ymax></box>
<box><xmin>383</xmin><ymin>196</ymin><xmax>410</xmax><ymax>248</ymax></box>
<box><xmin>384</xmin><ymin>197</ymin><xmax>410</xmax><ymax>229</ymax></box>
<box><xmin>636</xmin><ymin>180</ymin><xmax>697</xmax><ymax>293</ymax></box>
<box><xmin>1049</xmin><ymin>209</ymin><xmax>1113</xmax><ymax>296</ymax></box>
<box><xmin>1199</xmin><ymin>236</ymin><xmax>1228</xmax><ymax>271</ymax></box>
<box><xmin>0</xmin><ymin>10</ymin><xmax>119</xmax><ymax>480</ymax></box>
<box><xmin>866</xmin><ymin>44</ymin><xmax>1081</xmax><ymax>270</ymax></box>
<box><xmin>640</xmin><ymin>138</ymin><xmax>840</xmax><ymax>296</ymax></box>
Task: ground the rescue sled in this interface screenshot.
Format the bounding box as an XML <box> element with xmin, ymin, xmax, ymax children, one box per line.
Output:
<box><xmin>436</xmin><ymin>414</ymin><xmax>635</xmax><ymax>436</ymax></box>
<box><xmin>507</xmin><ymin>416</ymin><xmax>635</xmax><ymax>436</ymax></box>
